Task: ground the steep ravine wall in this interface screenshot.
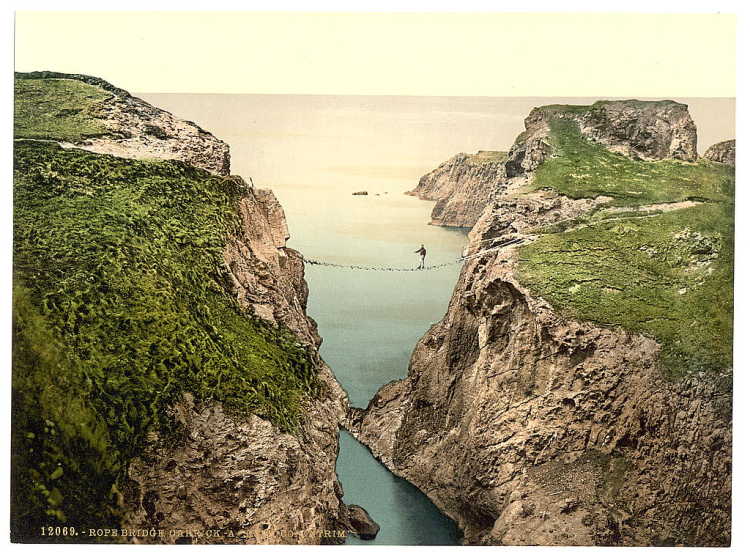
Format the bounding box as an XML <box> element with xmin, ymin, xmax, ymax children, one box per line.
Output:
<box><xmin>125</xmin><ymin>184</ymin><xmax>351</xmax><ymax>544</ymax></box>
<box><xmin>350</xmin><ymin>100</ymin><xmax>732</xmax><ymax>546</ymax></box>
<box><xmin>96</xmin><ymin>83</ymin><xmax>353</xmax><ymax>544</ymax></box>
<box><xmin>13</xmin><ymin>73</ymin><xmax>351</xmax><ymax>544</ymax></box>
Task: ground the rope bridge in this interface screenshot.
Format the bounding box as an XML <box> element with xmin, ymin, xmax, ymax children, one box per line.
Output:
<box><xmin>302</xmin><ymin>237</ymin><xmax>524</xmax><ymax>272</ymax></box>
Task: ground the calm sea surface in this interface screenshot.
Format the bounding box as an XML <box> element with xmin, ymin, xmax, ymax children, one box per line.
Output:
<box><xmin>140</xmin><ymin>94</ymin><xmax>735</xmax><ymax>545</ymax></box>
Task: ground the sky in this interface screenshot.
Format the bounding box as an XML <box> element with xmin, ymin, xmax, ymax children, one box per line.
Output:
<box><xmin>15</xmin><ymin>11</ymin><xmax>736</xmax><ymax>97</ymax></box>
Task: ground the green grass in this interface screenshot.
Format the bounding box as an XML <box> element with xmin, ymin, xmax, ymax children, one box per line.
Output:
<box><xmin>529</xmin><ymin>119</ymin><xmax>734</xmax><ymax>206</ymax></box>
<box><xmin>12</xmin><ymin>141</ymin><xmax>319</xmax><ymax>540</ymax></box>
<box><xmin>14</xmin><ymin>78</ymin><xmax>110</xmax><ymax>142</ymax></box>
<box><xmin>518</xmin><ymin>192</ymin><xmax>733</xmax><ymax>380</ymax></box>
<box><xmin>467</xmin><ymin>150</ymin><xmax>507</xmax><ymax>163</ymax></box>
<box><xmin>516</xmin><ymin>113</ymin><xmax>734</xmax><ymax>379</ymax></box>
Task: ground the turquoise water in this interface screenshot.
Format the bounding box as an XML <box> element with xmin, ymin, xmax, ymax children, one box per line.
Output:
<box><xmin>138</xmin><ymin>93</ymin><xmax>485</xmax><ymax>545</ymax></box>
<box><xmin>336</xmin><ymin>431</ymin><xmax>460</xmax><ymax>546</ymax></box>
<box><xmin>272</xmin><ymin>183</ymin><xmax>466</xmax><ymax>545</ymax></box>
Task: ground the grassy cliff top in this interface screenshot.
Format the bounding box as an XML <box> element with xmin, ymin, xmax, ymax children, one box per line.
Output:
<box><xmin>529</xmin><ymin>119</ymin><xmax>731</xmax><ymax>207</ymax></box>
<box><xmin>467</xmin><ymin>150</ymin><xmax>508</xmax><ymax>163</ymax></box>
<box><xmin>517</xmin><ymin>118</ymin><xmax>734</xmax><ymax>380</ymax></box>
<box><xmin>14</xmin><ymin>77</ymin><xmax>112</xmax><ymax>142</ymax></box>
<box><xmin>12</xmin><ymin>107</ymin><xmax>317</xmax><ymax>536</ymax></box>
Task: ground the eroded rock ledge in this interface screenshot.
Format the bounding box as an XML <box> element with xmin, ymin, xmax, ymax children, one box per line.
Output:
<box><xmin>16</xmin><ymin>71</ymin><xmax>231</xmax><ymax>175</ymax></box>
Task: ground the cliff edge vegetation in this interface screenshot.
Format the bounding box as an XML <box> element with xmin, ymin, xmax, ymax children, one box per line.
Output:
<box><xmin>12</xmin><ymin>75</ymin><xmax>322</xmax><ymax>541</ymax></box>
<box><xmin>517</xmin><ymin>116</ymin><xmax>734</xmax><ymax>379</ymax></box>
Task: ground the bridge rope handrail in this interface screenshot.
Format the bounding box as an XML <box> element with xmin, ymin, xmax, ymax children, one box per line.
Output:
<box><xmin>301</xmin><ymin>237</ymin><xmax>524</xmax><ymax>272</ymax></box>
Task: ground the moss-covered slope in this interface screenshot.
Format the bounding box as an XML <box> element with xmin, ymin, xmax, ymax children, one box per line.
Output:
<box><xmin>516</xmin><ymin>114</ymin><xmax>734</xmax><ymax>379</ymax></box>
<box><xmin>528</xmin><ymin>119</ymin><xmax>732</xmax><ymax>206</ymax></box>
<box><xmin>14</xmin><ymin>77</ymin><xmax>111</xmax><ymax>142</ymax></box>
<box><xmin>12</xmin><ymin>97</ymin><xmax>317</xmax><ymax>540</ymax></box>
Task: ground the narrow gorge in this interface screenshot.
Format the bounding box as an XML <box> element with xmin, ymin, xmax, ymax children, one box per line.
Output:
<box><xmin>12</xmin><ymin>74</ymin><xmax>734</xmax><ymax>548</ymax></box>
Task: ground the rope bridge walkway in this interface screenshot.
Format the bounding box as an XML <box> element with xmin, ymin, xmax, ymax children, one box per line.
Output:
<box><xmin>302</xmin><ymin>237</ymin><xmax>524</xmax><ymax>272</ymax></box>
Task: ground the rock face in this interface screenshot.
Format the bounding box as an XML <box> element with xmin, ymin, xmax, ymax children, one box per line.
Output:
<box><xmin>351</xmin><ymin>101</ymin><xmax>731</xmax><ymax>546</ymax></box>
<box><xmin>704</xmin><ymin>140</ymin><xmax>735</xmax><ymax>166</ymax></box>
<box><xmin>39</xmin><ymin>75</ymin><xmax>357</xmax><ymax>543</ymax></box>
<box><xmin>506</xmin><ymin>100</ymin><xmax>697</xmax><ymax>176</ymax></box>
<box><xmin>408</xmin><ymin>151</ymin><xmax>508</xmax><ymax>228</ymax></box>
<box><xmin>125</xmin><ymin>182</ymin><xmax>350</xmax><ymax>543</ymax></box>
<box><xmin>17</xmin><ymin>71</ymin><xmax>230</xmax><ymax>175</ymax></box>
<box><xmin>578</xmin><ymin>100</ymin><xmax>698</xmax><ymax>161</ymax></box>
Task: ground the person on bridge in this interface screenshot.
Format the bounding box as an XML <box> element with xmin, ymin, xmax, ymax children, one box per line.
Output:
<box><xmin>415</xmin><ymin>244</ymin><xmax>427</xmax><ymax>269</ymax></box>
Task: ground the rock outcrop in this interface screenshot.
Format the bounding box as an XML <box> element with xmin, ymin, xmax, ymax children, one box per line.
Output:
<box><xmin>506</xmin><ymin>100</ymin><xmax>697</xmax><ymax>176</ymax></box>
<box><xmin>578</xmin><ymin>100</ymin><xmax>698</xmax><ymax>161</ymax></box>
<box><xmin>408</xmin><ymin>151</ymin><xmax>508</xmax><ymax>228</ymax></box>
<box><xmin>16</xmin><ymin>71</ymin><xmax>230</xmax><ymax>175</ymax></box>
<box><xmin>413</xmin><ymin>100</ymin><xmax>697</xmax><ymax>229</ymax></box>
<box><xmin>704</xmin><ymin>139</ymin><xmax>735</xmax><ymax>166</ymax></box>
<box><xmin>345</xmin><ymin>505</ymin><xmax>380</xmax><ymax>540</ymax></box>
<box><xmin>351</xmin><ymin>101</ymin><xmax>731</xmax><ymax>546</ymax></box>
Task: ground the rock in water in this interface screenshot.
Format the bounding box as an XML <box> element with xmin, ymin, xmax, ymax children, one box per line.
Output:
<box><xmin>346</xmin><ymin>505</ymin><xmax>380</xmax><ymax>540</ymax></box>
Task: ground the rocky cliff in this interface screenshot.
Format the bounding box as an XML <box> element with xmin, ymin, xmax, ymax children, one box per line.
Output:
<box><xmin>124</xmin><ymin>184</ymin><xmax>351</xmax><ymax>544</ymax></box>
<box><xmin>351</xmin><ymin>100</ymin><xmax>732</xmax><ymax>546</ymax></box>
<box><xmin>704</xmin><ymin>139</ymin><xmax>735</xmax><ymax>166</ymax></box>
<box><xmin>12</xmin><ymin>73</ymin><xmax>350</xmax><ymax>544</ymax></box>
<box><xmin>407</xmin><ymin>151</ymin><xmax>508</xmax><ymax>227</ymax></box>
<box><xmin>15</xmin><ymin>71</ymin><xmax>230</xmax><ymax>175</ymax></box>
<box><xmin>505</xmin><ymin>100</ymin><xmax>697</xmax><ymax>177</ymax></box>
